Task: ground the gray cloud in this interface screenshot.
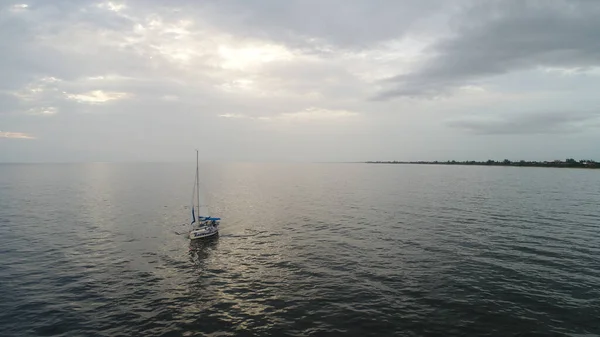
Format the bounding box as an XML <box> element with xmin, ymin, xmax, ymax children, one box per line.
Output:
<box><xmin>375</xmin><ymin>0</ymin><xmax>600</xmax><ymax>99</ymax></box>
<box><xmin>0</xmin><ymin>1</ymin><xmax>130</xmax><ymax>88</ymax></box>
<box><xmin>167</xmin><ymin>0</ymin><xmax>455</xmax><ymax>50</ymax></box>
<box><xmin>447</xmin><ymin>110</ymin><xmax>600</xmax><ymax>135</ymax></box>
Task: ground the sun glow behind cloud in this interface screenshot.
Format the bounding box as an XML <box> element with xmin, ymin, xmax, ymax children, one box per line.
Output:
<box><xmin>18</xmin><ymin>1</ymin><xmax>348</xmax><ymax>106</ymax></box>
<box><xmin>218</xmin><ymin>44</ymin><xmax>294</xmax><ymax>70</ymax></box>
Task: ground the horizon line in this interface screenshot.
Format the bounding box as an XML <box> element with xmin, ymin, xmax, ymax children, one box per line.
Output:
<box><xmin>1</xmin><ymin>158</ymin><xmax>599</xmax><ymax>164</ymax></box>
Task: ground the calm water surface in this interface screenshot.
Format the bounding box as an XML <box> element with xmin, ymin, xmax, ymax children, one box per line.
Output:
<box><xmin>1</xmin><ymin>163</ymin><xmax>599</xmax><ymax>336</ymax></box>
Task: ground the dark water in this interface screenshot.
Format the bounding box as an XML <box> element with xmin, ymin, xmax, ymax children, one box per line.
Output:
<box><xmin>1</xmin><ymin>163</ymin><xmax>599</xmax><ymax>337</ymax></box>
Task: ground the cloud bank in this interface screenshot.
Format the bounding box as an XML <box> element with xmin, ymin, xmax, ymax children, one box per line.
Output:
<box><xmin>1</xmin><ymin>0</ymin><xmax>600</xmax><ymax>161</ymax></box>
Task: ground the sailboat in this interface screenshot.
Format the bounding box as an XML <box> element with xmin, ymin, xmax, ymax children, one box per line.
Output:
<box><xmin>189</xmin><ymin>150</ymin><xmax>220</xmax><ymax>240</ymax></box>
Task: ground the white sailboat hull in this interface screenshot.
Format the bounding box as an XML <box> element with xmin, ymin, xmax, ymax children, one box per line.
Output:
<box><xmin>189</xmin><ymin>225</ymin><xmax>218</xmax><ymax>240</ymax></box>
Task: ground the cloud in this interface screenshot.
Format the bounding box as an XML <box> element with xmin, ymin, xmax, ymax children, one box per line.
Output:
<box><xmin>11</xmin><ymin>77</ymin><xmax>61</xmax><ymax>101</ymax></box>
<box><xmin>196</xmin><ymin>0</ymin><xmax>455</xmax><ymax>49</ymax></box>
<box><xmin>2</xmin><ymin>0</ymin><xmax>600</xmax><ymax>162</ymax></box>
<box><xmin>65</xmin><ymin>90</ymin><xmax>131</xmax><ymax>104</ymax></box>
<box><xmin>27</xmin><ymin>106</ymin><xmax>58</xmax><ymax>115</ymax></box>
<box><xmin>2</xmin><ymin>0</ymin><xmax>417</xmax><ymax>117</ymax></box>
<box><xmin>218</xmin><ymin>107</ymin><xmax>359</xmax><ymax>122</ymax></box>
<box><xmin>9</xmin><ymin>4</ymin><xmax>29</xmax><ymax>13</ymax></box>
<box><xmin>376</xmin><ymin>0</ymin><xmax>600</xmax><ymax>99</ymax></box>
<box><xmin>0</xmin><ymin>131</ymin><xmax>35</xmax><ymax>139</ymax></box>
<box><xmin>96</xmin><ymin>1</ymin><xmax>126</xmax><ymax>13</ymax></box>
<box><xmin>447</xmin><ymin>111</ymin><xmax>600</xmax><ymax>135</ymax></box>
<box><xmin>8</xmin><ymin>76</ymin><xmax>130</xmax><ymax>114</ymax></box>
<box><xmin>218</xmin><ymin>113</ymin><xmax>247</xmax><ymax>119</ymax></box>
<box><xmin>275</xmin><ymin>107</ymin><xmax>359</xmax><ymax>121</ymax></box>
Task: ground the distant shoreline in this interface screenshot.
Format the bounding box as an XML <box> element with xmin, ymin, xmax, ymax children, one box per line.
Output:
<box><xmin>365</xmin><ymin>159</ymin><xmax>599</xmax><ymax>169</ymax></box>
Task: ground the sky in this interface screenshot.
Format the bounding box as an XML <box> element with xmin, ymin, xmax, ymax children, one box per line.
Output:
<box><xmin>1</xmin><ymin>0</ymin><xmax>600</xmax><ymax>163</ymax></box>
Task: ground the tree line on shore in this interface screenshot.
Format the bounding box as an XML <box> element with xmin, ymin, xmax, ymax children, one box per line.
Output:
<box><xmin>365</xmin><ymin>158</ymin><xmax>599</xmax><ymax>168</ymax></box>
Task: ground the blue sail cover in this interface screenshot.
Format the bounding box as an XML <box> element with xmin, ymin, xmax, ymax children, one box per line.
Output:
<box><xmin>200</xmin><ymin>216</ymin><xmax>221</xmax><ymax>221</ymax></box>
<box><xmin>191</xmin><ymin>207</ymin><xmax>196</xmax><ymax>224</ymax></box>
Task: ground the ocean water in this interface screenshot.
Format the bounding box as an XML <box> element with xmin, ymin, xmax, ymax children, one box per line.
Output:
<box><xmin>1</xmin><ymin>163</ymin><xmax>599</xmax><ymax>337</ymax></box>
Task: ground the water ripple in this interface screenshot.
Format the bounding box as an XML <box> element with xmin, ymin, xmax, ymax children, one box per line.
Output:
<box><xmin>1</xmin><ymin>163</ymin><xmax>600</xmax><ymax>336</ymax></box>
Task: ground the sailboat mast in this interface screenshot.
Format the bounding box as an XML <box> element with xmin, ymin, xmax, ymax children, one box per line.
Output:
<box><xmin>196</xmin><ymin>149</ymin><xmax>200</xmax><ymax>221</ymax></box>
